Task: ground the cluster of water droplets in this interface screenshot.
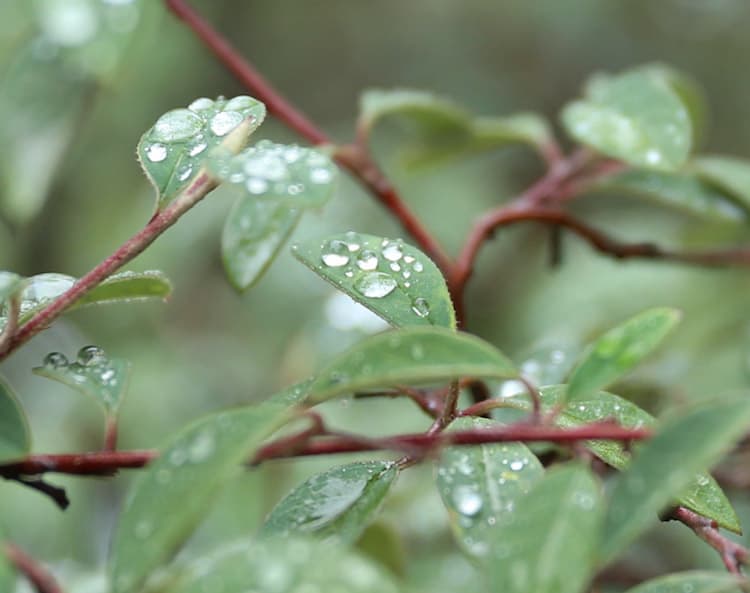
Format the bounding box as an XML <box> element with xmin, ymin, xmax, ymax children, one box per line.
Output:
<box><xmin>210</xmin><ymin>139</ymin><xmax>336</xmax><ymax>204</ymax></box>
<box><xmin>313</xmin><ymin>233</ymin><xmax>430</xmax><ymax>319</ymax></box>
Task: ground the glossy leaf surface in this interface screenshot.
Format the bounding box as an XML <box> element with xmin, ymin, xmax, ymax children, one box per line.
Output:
<box><xmin>293</xmin><ymin>232</ymin><xmax>455</xmax><ymax>329</ymax></box>
<box><xmin>263</xmin><ymin>461</ymin><xmax>397</xmax><ymax>543</ymax></box>
<box><xmin>437</xmin><ymin>417</ymin><xmax>544</xmax><ymax>557</ymax></box>
<box><xmin>308</xmin><ymin>327</ymin><xmax>517</xmax><ymax>401</ymax></box>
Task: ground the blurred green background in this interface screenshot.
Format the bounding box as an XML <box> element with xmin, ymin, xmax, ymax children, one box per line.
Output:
<box><xmin>3</xmin><ymin>0</ymin><xmax>750</xmax><ymax>591</ymax></box>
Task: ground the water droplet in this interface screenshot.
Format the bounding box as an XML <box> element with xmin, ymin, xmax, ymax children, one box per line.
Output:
<box><xmin>288</xmin><ymin>183</ymin><xmax>304</xmax><ymax>195</ymax></box>
<box><xmin>77</xmin><ymin>345</ymin><xmax>106</xmax><ymax>366</ymax></box>
<box><xmin>356</xmin><ymin>250</ymin><xmax>378</xmax><ymax>271</ymax></box>
<box><xmin>224</xmin><ymin>95</ymin><xmax>256</xmax><ymax>111</ymax></box>
<box><xmin>43</xmin><ymin>352</ymin><xmax>69</xmax><ymax>369</ymax></box>
<box><xmin>389</xmin><ymin>262</ymin><xmax>401</xmax><ymax>272</ymax></box>
<box><xmin>411</xmin><ymin>297</ymin><xmax>430</xmax><ymax>318</ymax></box>
<box><xmin>145</xmin><ymin>143</ymin><xmax>167</xmax><ymax>162</ymax></box>
<box><xmin>453</xmin><ymin>486</ymin><xmax>483</xmax><ymax>517</ymax></box>
<box><xmin>188</xmin><ymin>97</ymin><xmax>214</xmax><ymax>112</ymax></box>
<box><xmin>152</xmin><ymin>109</ymin><xmax>203</xmax><ymax>142</ymax></box>
<box><xmin>412</xmin><ymin>261</ymin><xmax>424</xmax><ymax>272</ymax></box>
<box><xmin>188</xmin><ymin>141</ymin><xmax>207</xmax><ymax>156</ymax></box>
<box><xmin>354</xmin><ymin>273</ymin><xmax>397</xmax><ymax>298</ymax></box>
<box><xmin>169</xmin><ymin>448</ymin><xmax>187</xmax><ymax>466</ymax></box>
<box><xmin>210</xmin><ymin>111</ymin><xmax>243</xmax><ymax>136</ymax></box>
<box><xmin>645</xmin><ymin>149</ymin><xmax>662</xmax><ymax>165</ymax></box>
<box><xmin>402</xmin><ymin>270</ymin><xmax>411</xmax><ymax>279</ymax></box>
<box><xmin>509</xmin><ymin>459</ymin><xmax>524</xmax><ymax>471</ymax></box>
<box><xmin>382</xmin><ymin>241</ymin><xmax>403</xmax><ymax>262</ymax></box>
<box><xmin>246</xmin><ymin>177</ymin><xmax>269</xmax><ymax>194</ymax></box>
<box><xmin>177</xmin><ymin>164</ymin><xmax>193</xmax><ymax>181</ymax></box>
<box><xmin>403</xmin><ymin>255</ymin><xmax>415</xmax><ymax>264</ymax></box>
<box><xmin>188</xmin><ymin>431</ymin><xmax>215</xmax><ymax>462</ymax></box>
<box><xmin>310</xmin><ymin>167</ymin><xmax>332</xmax><ymax>184</ymax></box>
<box><xmin>321</xmin><ymin>240</ymin><xmax>350</xmax><ymax>267</ymax></box>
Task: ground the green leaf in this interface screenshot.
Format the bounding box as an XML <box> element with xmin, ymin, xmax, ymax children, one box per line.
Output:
<box><xmin>600</xmin><ymin>397</ymin><xmax>750</xmax><ymax>565</ymax></box>
<box><xmin>165</xmin><ymin>537</ymin><xmax>401</xmax><ymax>593</ymax></box>
<box><xmin>262</xmin><ymin>461</ymin><xmax>398</xmax><ymax>543</ymax></box>
<box><xmin>359</xmin><ymin>89</ymin><xmax>551</xmax><ymax>167</ymax></box>
<box><xmin>486</xmin><ymin>464</ymin><xmax>603</xmax><ymax>593</ymax></box>
<box><xmin>137</xmin><ymin>95</ymin><xmax>265</xmax><ymax>211</ymax></box>
<box><xmin>692</xmin><ymin>155</ymin><xmax>750</xmax><ymax>212</ymax></box>
<box><xmin>436</xmin><ymin>417</ymin><xmax>544</xmax><ymax>557</ymax></box>
<box><xmin>566</xmin><ymin>307</ymin><xmax>681</xmax><ymax>403</ymax></box>
<box><xmin>109</xmin><ymin>400</ymin><xmax>294</xmax><ymax>593</ymax></box>
<box><xmin>0</xmin><ymin>272</ymin><xmax>25</xmax><ymax>304</ymax></box>
<box><xmin>0</xmin><ymin>527</ymin><xmax>15</xmax><ymax>593</ymax></box>
<box><xmin>78</xmin><ymin>271</ymin><xmax>173</xmax><ymax>307</ymax></box>
<box><xmin>0</xmin><ymin>375</ymin><xmax>31</xmax><ymax>461</ymax></box>
<box><xmin>591</xmin><ymin>169</ymin><xmax>746</xmax><ymax>222</ymax></box>
<box><xmin>561</xmin><ymin>69</ymin><xmax>691</xmax><ymax>170</ymax></box>
<box><xmin>32</xmin><ymin>345</ymin><xmax>131</xmax><ymax>414</ymax></box>
<box><xmin>308</xmin><ymin>326</ymin><xmax>518</xmax><ymax>402</ymax></box>
<box><xmin>292</xmin><ymin>232</ymin><xmax>456</xmax><ymax>329</ymax></box>
<box><xmin>508</xmin><ymin>386</ymin><xmax>741</xmax><ymax>533</ymax></box>
<box><xmin>623</xmin><ymin>571</ymin><xmax>742</xmax><ymax>593</ymax></box>
<box><xmin>209</xmin><ymin>140</ymin><xmax>338</xmax><ymax>208</ymax></box>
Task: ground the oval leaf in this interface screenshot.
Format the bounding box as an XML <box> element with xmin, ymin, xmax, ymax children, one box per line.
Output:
<box><xmin>137</xmin><ymin>96</ymin><xmax>266</xmax><ymax>210</ymax></box>
<box><xmin>292</xmin><ymin>232</ymin><xmax>456</xmax><ymax>329</ymax></box>
<box><xmin>263</xmin><ymin>461</ymin><xmax>398</xmax><ymax>543</ymax></box>
<box><xmin>210</xmin><ymin>140</ymin><xmax>337</xmax><ymax>208</ymax></box>
<box><xmin>566</xmin><ymin>307</ymin><xmax>681</xmax><ymax>403</ymax></box>
<box><xmin>600</xmin><ymin>397</ymin><xmax>750</xmax><ymax>565</ymax></box>
<box><xmin>79</xmin><ymin>271</ymin><xmax>173</xmax><ymax>307</ymax></box>
<box><xmin>109</xmin><ymin>400</ymin><xmax>294</xmax><ymax>593</ymax></box>
<box><xmin>437</xmin><ymin>417</ymin><xmax>544</xmax><ymax>557</ymax></box>
<box><xmin>0</xmin><ymin>376</ymin><xmax>30</xmax><ymax>461</ymax></box>
<box><xmin>591</xmin><ymin>169</ymin><xmax>746</xmax><ymax>222</ymax></box>
<box><xmin>692</xmin><ymin>155</ymin><xmax>750</xmax><ymax>211</ymax></box>
<box><xmin>486</xmin><ymin>464</ymin><xmax>603</xmax><ymax>593</ymax></box>
<box><xmin>624</xmin><ymin>571</ymin><xmax>742</xmax><ymax>593</ymax></box>
<box><xmin>561</xmin><ymin>69</ymin><xmax>691</xmax><ymax>170</ymax></box>
<box><xmin>166</xmin><ymin>537</ymin><xmax>400</xmax><ymax>593</ymax></box>
<box><xmin>32</xmin><ymin>345</ymin><xmax>131</xmax><ymax>414</ymax></box>
<box><xmin>308</xmin><ymin>327</ymin><xmax>517</xmax><ymax>402</ymax></box>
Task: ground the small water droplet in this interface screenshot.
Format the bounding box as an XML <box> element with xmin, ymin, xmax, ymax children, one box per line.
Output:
<box><xmin>188</xmin><ymin>97</ymin><xmax>214</xmax><ymax>112</ymax></box>
<box><xmin>188</xmin><ymin>431</ymin><xmax>215</xmax><ymax>462</ymax></box>
<box><xmin>402</xmin><ymin>270</ymin><xmax>411</xmax><ymax>279</ymax></box>
<box><xmin>145</xmin><ymin>143</ymin><xmax>167</xmax><ymax>162</ymax></box>
<box><xmin>246</xmin><ymin>177</ymin><xmax>269</xmax><ymax>194</ymax></box>
<box><xmin>509</xmin><ymin>459</ymin><xmax>524</xmax><ymax>471</ymax></box>
<box><xmin>412</xmin><ymin>261</ymin><xmax>424</xmax><ymax>272</ymax></box>
<box><xmin>310</xmin><ymin>167</ymin><xmax>332</xmax><ymax>184</ymax></box>
<box><xmin>177</xmin><ymin>164</ymin><xmax>193</xmax><ymax>181</ymax></box>
<box><xmin>224</xmin><ymin>95</ymin><xmax>255</xmax><ymax>111</ymax></box>
<box><xmin>43</xmin><ymin>352</ymin><xmax>69</xmax><ymax>369</ymax></box>
<box><xmin>152</xmin><ymin>109</ymin><xmax>203</xmax><ymax>142</ymax></box>
<box><xmin>210</xmin><ymin>111</ymin><xmax>243</xmax><ymax>136</ymax></box>
<box><xmin>288</xmin><ymin>183</ymin><xmax>304</xmax><ymax>195</ymax></box>
<box><xmin>356</xmin><ymin>250</ymin><xmax>378</xmax><ymax>271</ymax></box>
<box><xmin>453</xmin><ymin>486</ymin><xmax>483</xmax><ymax>517</ymax></box>
<box><xmin>411</xmin><ymin>297</ymin><xmax>430</xmax><ymax>318</ymax></box>
<box><xmin>77</xmin><ymin>345</ymin><xmax>106</xmax><ymax>366</ymax></box>
<box><xmin>645</xmin><ymin>149</ymin><xmax>662</xmax><ymax>165</ymax></box>
<box><xmin>188</xmin><ymin>141</ymin><xmax>207</xmax><ymax>157</ymax></box>
<box><xmin>389</xmin><ymin>262</ymin><xmax>401</xmax><ymax>272</ymax></box>
<box><xmin>321</xmin><ymin>240</ymin><xmax>350</xmax><ymax>267</ymax></box>
<box><xmin>354</xmin><ymin>272</ymin><xmax>397</xmax><ymax>298</ymax></box>
<box><xmin>403</xmin><ymin>255</ymin><xmax>415</xmax><ymax>264</ymax></box>
<box><xmin>382</xmin><ymin>241</ymin><xmax>403</xmax><ymax>262</ymax></box>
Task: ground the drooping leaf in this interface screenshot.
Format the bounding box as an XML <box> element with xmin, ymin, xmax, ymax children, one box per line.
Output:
<box><xmin>109</xmin><ymin>400</ymin><xmax>294</xmax><ymax>593</ymax></box>
<box><xmin>165</xmin><ymin>537</ymin><xmax>400</xmax><ymax>593</ymax></box>
<box><xmin>359</xmin><ymin>89</ymin><xmax>551</xmax><ymax>167</ymax></box>
<box><xmin>692</xmin><ymin>155</ymin><xmax>750</xmax><ymax>212</ymax></box>
<box><xmin>486</xmin><ymin>464</ymin><xmax>603</xmax><ymax>593</ymax></box>
<box><xmin>32</xmin><ymin>345</ymin><xmax>131</xmax><ymax>414</ymax></box>
<box><xmin>566</xmin><ymin>307</ymin><xmax>681</xmax><ymax>403</ymax></box>
<box><xmin>209</xmin><ymin>140</ymin><xmax>338</xmax><ymax>208</ymax></box>
<box><xmin>78</xmin><ymin>271</ymin><xmax>173</xmax><ymax>307</ymax></box>
<box><xmin>600</xmin><ymin>397</ymin><xmax>750</xmax><ymax>565</ymax></box>
<box><xmin>308</xmin><ymin>327</ymin><xmax>517</xmax><ymax>402</ymax></box>
<box><xmin>137</xmin><ymin>95</ymin><xmax>265</xmax><ymax>210</ymax></box>
<box><xmin>436</xmin><ymin>417</ymin><xmax>544</xmax><ymax>557</ymax></box>
<box><xmin>263</xmin><ymin>461</ymin><xmax>398</xmax><ymax>543</ymax></box>
<box><xmin>0</xmin><ymin>376</ymin><xmax>30</xmax><ymax>462</ymax></box>
<box><xmin>591</xmin><ymin>169</ymin><xmax>746</xmax><ymax>222</ymax></box>
<box><xmin>292</xmin><ymin>232</ymin><xmax>455</xmax><ymax>329</ymax></box>
<box><xmin>561</xmin><ymin>69</ymin><xmax>692</xmax><ymax>170</ymax></box>
<box><xmin>623</xmin><ymin>571</ymin><xmax>742</xmax><ymax>593</ymax></box>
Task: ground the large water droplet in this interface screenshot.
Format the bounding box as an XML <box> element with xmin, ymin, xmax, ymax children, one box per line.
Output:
<box><xmin>77</xmin><ymin>345</ymin><xmax>106</xmax><ymax>366</ymax></box>
<box><xmin>152</xmin><ymin>109</ymin><xmax>203</xmax><ymax>142</ymax></box>
<box><xmin>44</xmin><ymin>352</ymin><xmax>69</xmax><ymax>369</ymax></box>
<box><xmin>145</xmin><ymin>143</ymin><xmax>167</xmax><ymax>163</ymax></box>
<box><xmin>354</xmin><ymin>273</ymin><xmax>397</xmax><ymax>298</ymax></box>
<box><xmin>188</xmin><ymin>97</ymin><xmax>214</xmax><ymax>112</ymax></box>
<box><xmin>356</xmin><ymin>250</ymin><xmax>378</xmax><ymax>271</ymax></box>
<box><xmin>453</xmin><ymin>486</ymin><xmax>483</xmax><ymax>517</ymax></box>
<box><xmin>321</xmin><ymin>240</ymin><xmax>350</xmax><ymax>267</ymax></box>
<box><xmin>210</xmin><ymin>111</ymin><xmax>243</xmax><ymax>136</ymax></box>
<box><xmin>224</xmin><ymin>95</ymin><xmax>255</xmax><ymax>111</ymax></box>
<box><xmin>382</xmin><ymin>241</ymin><xmax>403</xmax><ymax>262</ymax></box>
<box><xmin>411</xmin><ymin>297</ymin><xmax>430</xmax><ymax>318</ymax></box>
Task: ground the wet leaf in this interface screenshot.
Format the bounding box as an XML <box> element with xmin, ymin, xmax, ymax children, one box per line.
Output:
<box><xmin>79</xmin><ymin>271</ymin><xmax>173</xmax><ymax>307</ymax></box>
<box><xmin>561</xmin><ymin>69</ymin><xmax>691</xmax><ymax>170</ymax></box>
<box><xmin>566</xmin><ymin>307</ymin><xmax>681</xmax><ymax>403</ymax></box>
<box><xmin>436</xmin><ymin>417</ymin><xmax>544</xmax><ymax>557</ymax></box>
<box><xmin>137</xmin><ymin>95</ymin><xmax>265</xmax><ymax>211</ymax></box>
<box><xmin>592</xmin><ymin>169</ymin><xmax>746</xmax><ymax>222</ymax></box>
<box><xmin>263</xmin><ymin>461</ymin><xmax>398</xmax><ymax>543</ymax></box>
<box><xmin>165</xmin><ymin>537</ymin><xmax>400</xmax><ymax>593</ymax></box>
<box><xmin>600</xmin><ymin>397</ymin><xmax>750</xmax><ymax>564</ymax></box>
<box><xmin>0</xmin><ymin>375</ymin><xmax>30</xmax><ymax>462</ymax></box>
<box><xmin>292</xmin><ymin>232</ymin><xmax>455</xmax><ymax>329</ymax></box>
<box><xmin>486</xmin><ymin>464</ymin><xmax>603</xmax><ymax>593</ymax></box>
<box><xmin>692</xmin><ymin>155</ymin><xmax>750</xmax><ymax>212</ymax></box>
<box><xmin>623</xmin><ymin>571</ymin><xmax>742</xmax><ymax>593</ymax></box>
<box><xmin>308</xmin><ymin>327</ymin><xmax>517</xmax><ymax>402</ymax></box>
<box><xmin>32</xmin><ymin>345</ymin><xmax>131</xmax><ymax>414</ymax></box>
<box><xmin>109</xmin><ymin>400</ymin><xmax>294</xmax><ymax>593</ymax></box>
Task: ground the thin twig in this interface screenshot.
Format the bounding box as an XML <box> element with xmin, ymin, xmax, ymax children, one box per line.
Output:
<box><xmin>4</xmin><ymin>542</ymin><xmax>63</xmax><ymax>593</ymax></box>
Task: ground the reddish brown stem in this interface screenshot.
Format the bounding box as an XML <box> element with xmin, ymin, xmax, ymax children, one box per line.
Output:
<box><xmin>4</xmin><ymin>542</ymin><xmax>63</xmax><ymax>593</ymax></box>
